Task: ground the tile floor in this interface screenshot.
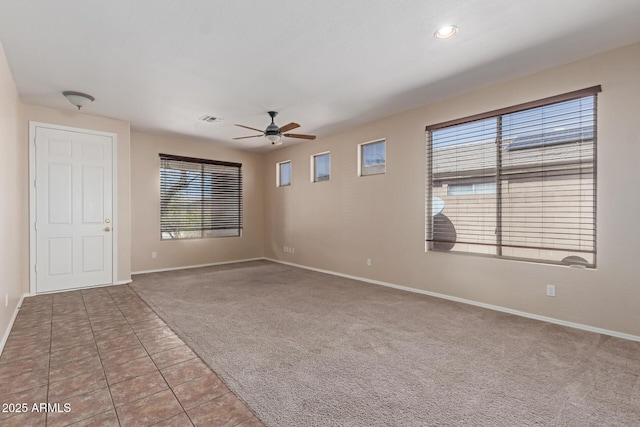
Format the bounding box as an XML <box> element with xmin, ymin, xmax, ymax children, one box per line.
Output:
<box><xmin>0</xmin><ymin>285</ymin><xmax>265</xmax><ymax>427</ymax></box>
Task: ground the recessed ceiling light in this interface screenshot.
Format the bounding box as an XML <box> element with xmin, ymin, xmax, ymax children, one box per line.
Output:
<box><xmin>434</xmin><ymin>25</ymin><xmax>458</xmax><ymax>39</ymax></box>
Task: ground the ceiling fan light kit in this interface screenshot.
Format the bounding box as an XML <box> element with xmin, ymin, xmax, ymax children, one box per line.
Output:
<box><xmin>234</xmin><ymin>111</ymin><xmax>316</xmax><ymax>145</ymax></box>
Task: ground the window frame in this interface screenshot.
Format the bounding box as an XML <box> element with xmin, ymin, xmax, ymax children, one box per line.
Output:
<box><xmin>425</xmin><ymin>86</ymin><xmax>601</xmax><ymax>267</ymax></box>
<box><xmin>276</xmin><ymin>160</ymin><xmax>292</xmax><ymax>187</ymax></box>
<box><xmin>311</xmin><ymin>151</ymin><xmax>331</xmax><ymax>183</ymax></box>
<box><xmin>358</xmin><ymin>139</ymin><xmax>386</xmax><ymax>176</ymax></box>
<box><xmin>159</xmin><ymin>153</ymin><xmax>243</xmax><ymax>240</ymax></box>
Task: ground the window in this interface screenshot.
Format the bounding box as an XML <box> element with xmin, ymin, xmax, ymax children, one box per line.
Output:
<box><xmin>160</xmin><ymin>154</ymin><xmax>242</xmax><ymax>240</ymax></box>
<box><xmin>312</xmin><ymin>152</ymin><xmax>330</xmax><ymax>182</ymax></box>
<box><xmin>426</xmin><ymin>86</ymin><xmax>600</xmax><ymax>267</ymax></box>
<box><xmin>359</xmin><ymin>139</ymin><xmax>386</xmax><ymax>176</ymax></box>
<box><xmin>447</xmin><ymin>182</ymin><xmax>496</xmax><ymax>196</ymax></box>
<box><xmin>277</xmin><ymin>161</ymin><xmax>291</xmax><ymax>187</ymax></box>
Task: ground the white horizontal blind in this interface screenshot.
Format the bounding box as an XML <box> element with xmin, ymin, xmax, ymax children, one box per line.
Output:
<box><xmin>160</xmin><ymin>154</ymin><xmax>242</xmax><ymax>240</ymax></box>
<box><xmin>426</xmin><ymin>87</ymin><xmax>599</xmax><ymax>266</ymax></box>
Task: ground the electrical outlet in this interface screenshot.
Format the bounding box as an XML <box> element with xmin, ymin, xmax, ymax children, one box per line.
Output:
<box><xmin>546</xmin><ymin>284</ymin><xmax>556</xmax><ymax>297</ymax></box>
<box><xmin>367</xmin><ymin>258</ymin><xmax>372</xmax><ymax>266</ymax></box>
<box><xmin>151</xmin><ymin>251</ymin><xmax>157</xmax><ymax>259</ymax></box>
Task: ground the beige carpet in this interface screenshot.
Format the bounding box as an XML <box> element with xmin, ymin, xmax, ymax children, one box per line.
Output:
<box><xmin>131</xmin><ymin>260</ymin><xmax>640</xmax><ymax>426</ymax></box>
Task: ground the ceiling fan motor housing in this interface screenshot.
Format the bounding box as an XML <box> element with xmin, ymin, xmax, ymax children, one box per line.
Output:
<box><xmin>265</xmin><ymin>122</ymin><xmax>282</xmax><ymax>144</ymax></box>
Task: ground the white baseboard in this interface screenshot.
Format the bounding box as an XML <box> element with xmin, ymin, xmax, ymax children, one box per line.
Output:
<box><xmin>115</xmin><ymin>279</ymin><xmax>133</xmax><ymax>285</ymax></box>
<box><xmin>131</xmin><ymin>257</ymin><xmax>266</xmax><ymax>276</ymax></box>
<box><xmin>0</xmin><ymin>293</ymin><xmax>28</xmax><ymax>356</ymax></box>
<box><xmin>266</xmin><ymin>258</ymin><xmax>640</xmax><ymax>343</ymax></box>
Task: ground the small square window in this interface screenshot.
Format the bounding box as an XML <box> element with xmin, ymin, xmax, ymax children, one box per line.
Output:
<box><xmin>277</xmin><ymin>161</ymin><xmax>291</xmax><ymax>187</ymax></box>
<box><xmin>312</xmin><ymin>152</ymin><xmax>330</xmax><ymax>182</ymax></box>
<box><xmin>359</xmin><ymin>139</ymin><xmax>386</xmax><ymax>176</ymax></box>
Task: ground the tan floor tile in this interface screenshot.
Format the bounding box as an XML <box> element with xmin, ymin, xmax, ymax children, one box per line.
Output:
<box><xmin>121</xmin><ymin>312</ymin><xmax>153</xmax><ymax>320</ymax></box>
<box><xmin>186</xmin><ymin>393</ymin><xmax>253</xmax><ymax>427</ymax></box>
<box><xmin>116</xmin><ymin>389</ymin><xmax>183</xmax><ymax>427</ymax></box>
<box><xmin>50</xmin><ymin>344</ymin><xmax>99</xmax><ymax>367</ymax></box>
<box><xmin>136</xmin><ymin>326</ymin><xmax>176</xmax><ymax>343</ymax></box>
<box><xmin>48</xmin><ymin>368</ymin><xmax>107</xmax><ymax>401</ymax></box>
<box><xmin>0</xmin><ymin>385</ymin><xmax>47</xmax><ymax>421</ymax></box>
<box><xmin>130</xmin><ymin>317</ymin><xmax>167</xmax><ymax>332</ymax></box>
<box><xmin>51</xmin><ymin>312</ymin><xmax>86</xmax><ymax>321</ymax></box>
<box><xmin>120</xmin><ymin>307</ymin><xmax>155</xmax><ymax>318</ymax></box>
<box><xmin>16</xmin><ymin>303</ymin><xmax>53</xmax><ymax>313</ymax></box>
<box><xmin>2</xmin><ymin>328</ymin><xmax>50</xmax><ymax>341</ymax></box>
<box><xmin>172</xmin><ymin>372</ymin><xmax>230</xmax><ymax>409</ymax></box>
<box><xmin>11</xmin><ymin>317</ymin><xmax>51</xmax><ymax>331</ymax></box>
<box><xmin>152</xmin><ymin>411</ymin><xmax>194</xmax><ymax>427</ymax></box>
<box><xmin>236</xmin><ymin>416</ymin><xmax>266</xmax><ymax>427</ymax></box>
<box><xmin>88</xmin><ymin>313</ymin><xmax>126</xmax><ymax>324</ymax></box>
<box><xmin>104</xmin><ymin>354</ymin><xmax>158</xmax><ymax>385</ymax></box>
<box><xmin>1</xmin><ymin>285</ymin><xmax>258</xmax><ymax>427</ymax></box>
<box><xmin>0</xmin><ymin>342</ymin><xmax>50</xmax><ymax>361</ymax></box>
<box><xmin>0</xmin><ymin>409</ymin><xmax>46</xmax><ymax>427</ymax></box>
<box><xmin>86</xmin><ymin>308</ymin><xmax>121</xmax><ymax>319</ymax></box>
<box><xmin>100</xmin><ymin>342</ymin><xmax>149</xmax><ymax>371</ymax></box>
<box><xmin>151</xmin><ymin>344</ymin><xmax>197</xmax><ymax>369</ymax></box>
<box><xmin>161</xmin><ymin>358</ymin><xmax>212</xmax><ymax>388</ymax></box>
<box><xmin>90</xmin><ymin>318</ymin><xmax>131</xmax><ymax>332</ymax></box>
<box><xmin>49</xmin><ymin>354</ymin><xmax>103</xmax><ymax>383</ymax></box>
<box><xmin>51</xmin><ymin>332</ymin><xmax>95</xmax><ymax>352</ymax></box>
<box><xmin>93</xmin><ymin>325</ymin><xmax>135</xmax><ymax>342</ymax></box>
<box><xmin>109</xmin><ymin>370</ymin><xmax>168</xmax><ymax>407</ymax></box>
<box><xmin>46</xmin><ymin>387</ymin><xmax>113</xmax><ymax>427</ymax></box>
<box><xmin>52</xmin><ymin>309</ymin><xmax>87</xmax><ymax>318</ymax></box>
<box><xmin>51</xmin><ymin>323</ymin><xmax>93</xmax><ymax>339</ymax></box>
<box><xmin>51</xmin><ymin>317</ymin><xmax>90</xmax><ymax>327</ymax></box>
<box><xmin>67</xmin><ymin>409</ymin><xmax>119</xmax><ymax>426</ymax></box>
<box><xmin>4</xmin><ymin>333</ymin><xmax>51</xmax><ymax>349</ymax></box>
<box><xmin>0</xmin><ymin>368</ymin><xmax>48</xmax><ymax>398</ymax></box>
<box><xmin>96</xmin><ymin>333</ymin><xmax>140</xmax><ymax>355</ymax></box>
<box><xmin>141</xmin><ymin>334</ymin><xmax>185</xmax><ymax>355</ymax></box>
<box><xmin>0</xmin><ymin>353</ymin><xmax>49</xmax><ymax>380</ymax></box>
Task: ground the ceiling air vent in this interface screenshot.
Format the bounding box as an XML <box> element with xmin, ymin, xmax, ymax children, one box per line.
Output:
<box><xmin>199</xmin><ymin>115</ymin><xmax>223</xmax><ymax>123</ymax></box>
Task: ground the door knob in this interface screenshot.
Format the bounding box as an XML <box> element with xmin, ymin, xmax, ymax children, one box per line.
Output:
<box><xmin>105</xmin><ymin>219</ymin><xmax>111</xmax><ymax>223</ymax></box>
<box><xmin>104</xmin><ymin>227</ymin><xmax>111</xmax><ymax>232</ymax></box>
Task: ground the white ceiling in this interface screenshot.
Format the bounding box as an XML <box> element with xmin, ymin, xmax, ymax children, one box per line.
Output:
<box><xmin>1</xmin><ymin>0</ymin><xmax>640</xmax><ymax>151</ymax></box>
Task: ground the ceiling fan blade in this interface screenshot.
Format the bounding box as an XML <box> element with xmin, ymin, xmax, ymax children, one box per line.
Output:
<box><xmin>235</xmin><ymin>124</ymin><xmax>264</xmax><ymax>133</ymax></box>
<box><xmin>233</xmin><ymin>135</ymin><xmax>263</xmax><ymax>140</ymax></box>
<box><xmin>279</xmin><ymin>122</ymin><xmax>300</xmax><ymax>133</ymax></box>
<box><xmin>284</xmin><ymin>133</ymin><xmax>316</xmax><ymax>140</ymax></box>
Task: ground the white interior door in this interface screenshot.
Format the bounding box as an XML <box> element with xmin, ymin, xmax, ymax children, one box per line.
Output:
<box><xmin>33</xmin><ymin>125</ymin><xmax>114</xmax><ymax>293</ymax></box>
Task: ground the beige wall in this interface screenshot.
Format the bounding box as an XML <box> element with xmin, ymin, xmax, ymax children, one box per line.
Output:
<box><xmin>21</xmin><ymin>104</ymin><xmax>132</xmax><ymax>284</ymax></box>
<box><xmin>264</xmin><ymin>42</ymin><xmax>640</xmax><ymax>336</ymax></box>
<box><xmin>2</xmin><ymin>38</ymin><xmax>638</xmax><ymax>342</ymax></box>
<box><xmin>130</xmin><ymin>132</ymin><xmax>264</xmax><ymax>272</ymax></box>
<box><xmin>0</xmin><ymin>42</ymin><xmax>24</xmax><ymax>345</ymax></box>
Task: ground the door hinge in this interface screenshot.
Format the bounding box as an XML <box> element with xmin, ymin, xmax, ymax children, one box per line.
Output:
<box><xmin>34</xmin><ymin>264</ymin><xmax>37</xmax><ymax>272</ymax></box>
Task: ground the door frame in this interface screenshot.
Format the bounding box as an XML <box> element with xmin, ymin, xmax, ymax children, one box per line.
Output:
<box><xmin>29</xmin><ymin>121</ymin><xmax>119</xmax><ymax>295</ymax></box>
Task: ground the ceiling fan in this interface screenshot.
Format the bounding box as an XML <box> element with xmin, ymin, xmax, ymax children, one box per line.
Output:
<box><xmin>234</xmin><ymin>111</ymin><xmax>316</xmax><ymax>145</ymax></box>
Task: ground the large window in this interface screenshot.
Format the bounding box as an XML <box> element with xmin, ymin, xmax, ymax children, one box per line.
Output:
<box><xmin>160</xmin><ymin>154</ymin><xmax>242</xmax><ymax>240</ymax></box>
<box><xmin>312</xmin><ymin>152</ymin><xmax>331</xmax><ymax>182</ymax></box>
<box><xmin>426</xmin><ymin>86</ymin><xmax>600</xmax><ymax>267</ymax></box>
